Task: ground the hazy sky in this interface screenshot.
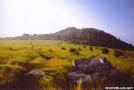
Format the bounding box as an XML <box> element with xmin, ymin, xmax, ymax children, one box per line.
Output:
<box><xmin>0</xmin><ymin>0</ymin><xmax>134</xmax><ymax>44</ymax></box>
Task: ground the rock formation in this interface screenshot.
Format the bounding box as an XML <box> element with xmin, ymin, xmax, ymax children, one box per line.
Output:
<box><xmin>68</xmin><ymin>55</ymin><xmax>119</xmax><ymax>83</ymax></box>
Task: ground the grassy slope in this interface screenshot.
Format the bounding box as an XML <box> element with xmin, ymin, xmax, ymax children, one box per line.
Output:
<box><xmin>0</xmin><ymin>40</ymin><xmax>134</xmax><ymax>89</ymax></box>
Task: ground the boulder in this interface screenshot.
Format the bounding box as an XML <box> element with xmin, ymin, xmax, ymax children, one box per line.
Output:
<box><xmin>70</xmin><ymin>72</ymin><xmax>92</xmax><ymax>83</ymax></box>
<box><xmin>20</xmin><ymin>70</ymin><xmax>46</xmax><ymax>89</ymax></box>
<box><xmin>68</xmin><ymin>55</ymin><xmax>119</xmax><ymax>83</ymax></box>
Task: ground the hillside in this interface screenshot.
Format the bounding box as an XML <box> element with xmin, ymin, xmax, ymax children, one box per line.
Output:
<box><xmin>5</xmin><ymin>27</ymin><xmax>134</xmax><ymax>50</ymax></box>
<box><xmin>55</xmin><ymin>27</ymin><xmax>134</xmax><ymax>50</ymax></box>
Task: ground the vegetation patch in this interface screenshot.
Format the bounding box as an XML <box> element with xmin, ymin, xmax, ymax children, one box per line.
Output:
<box><xmin>114</xmin><ymin>50</ymin><xmax>124</xmax><ymax>57</ymax></box>
<box><xmin>69</xmin><ymin>48</ymin><xmax>80</xmax><ymax>55</ymax></box>
<box><xmin>102</xmin><ymin>48</ymin><xmax>109</xmax><ymax>54</ymax></box>
<box><xmin>90</xmin><ymin>46</ymin><xmax>93</xmax><ymax>51</ymax></box>
<box><xmin>61</xmin><ymin>47</ymin><xmax>66</xmax><ymax>50</ymax></box>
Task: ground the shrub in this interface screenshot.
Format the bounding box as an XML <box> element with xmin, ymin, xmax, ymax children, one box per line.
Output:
<box><xmin>70</xmin><ymin>48</ymin><xmax>77</xmax><ymax>52</ymax></box>
<box><xmin>69</xmin><ymin>48</ymin><xmax>80</xmax><ymax>55</ymax></box>
<box><xmin>102</xmin><ymin>48</ymin><xmax>109</xmax><ymax>54</ymax></box>
<box><xmin>61</xmin><ymin>47</ymin><xmax>66</xmax><ymax>50</ymax></box>
<box><xmin>114</xmin><ymin>50</ymin><xmax>124</xmax><ymax>57</ymax></box>
<box><xmin>78</xmin><ymin>47</ymin><xmax>81</xmax><ymax>51</ymax></box>
<box><xmin>73</xmin><ymin>51</ymin><xmax>80</xmax><ymax>55</ymax></box>
<box><xmin>90</xmin><ymin>47</ymin><xmax>93</xmax><ymax>51</ymax></box>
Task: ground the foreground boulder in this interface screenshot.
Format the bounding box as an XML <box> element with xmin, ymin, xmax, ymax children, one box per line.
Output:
<box><xmin>18</xmin><ymin>70</ymin><xmax>46</xmax><ymax>90</ymax></box>
<box><xmin>68</xmin><ymin>55</ymin><xmax>119</xmax><ymax>83</ymax></box>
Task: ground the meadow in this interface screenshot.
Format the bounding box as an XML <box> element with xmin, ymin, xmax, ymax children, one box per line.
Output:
<box><xmin>0</xmin><ymin>39</ymin><xmax>134</xmax><ymax>90</ymax></box>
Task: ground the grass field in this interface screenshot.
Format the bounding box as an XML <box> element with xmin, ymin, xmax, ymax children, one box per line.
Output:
<box><xmin>0</xmin><ymin>39</ymin><xmax>134</xmax><ymax>90</ymax></box>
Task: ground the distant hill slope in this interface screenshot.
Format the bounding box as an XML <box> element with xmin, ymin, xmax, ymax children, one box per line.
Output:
<box><xmin>55</xmin><ymin>27</ymin><xmax>133</xmax><ymax>50</ymax></box>
<box><xmin>6</xmin><ymin>27</ymin><xmax>134</xmax><ymax>50</ymax></box>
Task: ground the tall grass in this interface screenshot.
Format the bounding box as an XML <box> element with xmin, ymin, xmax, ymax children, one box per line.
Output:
<box><xmin>0</xmin><ymin>40</ymin><xmax>134</xmax><ymax>89</ymax></box>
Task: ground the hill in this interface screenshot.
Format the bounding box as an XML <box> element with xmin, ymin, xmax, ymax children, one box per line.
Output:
<box><xmin>55</xmin><ymin>27</ymin><xmax>133</xmax><ymax>50</ymax></box>
<box><xmin>5</xmin><ymin>27</ymin><xmax>134</xmax><ymax>50</ymax></box>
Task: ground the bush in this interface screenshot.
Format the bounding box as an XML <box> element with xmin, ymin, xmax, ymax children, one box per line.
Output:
<box><xmin>70</xmin><ymin>48</ymin><xmax>77</xmax><ymax>52</ymax></box>
<box><xmin>102</xmin><ymin>48</ymin><xmax>109</xmax><ymax>54</ymax></box>
<box><xmin>73</xmin><ymin>51</ymin><xmax>80</xmax><ymax>55</ymax></box>
<box><xmin>78</xmin><ymin>47</ymin><xmax>81</xmax><ymax>51</ymax></box>
<box><xmin>90</xmin><ymin>47</ymin><xmax>93</xmax><ymax>51</ymax></box>
<box><xmin>69</xmin><ymin>48</ymin><xmax>80</xmax><ymax>55</ymax></box>
<box><xmin>61</xmin><ymin>47</ymin><xmax>66</xmax><ymax>50</ymax></box>
<box><xmin>114</xmin><ymin>50</ymin><xmax>124</xmax><ymax>57</ymax></box>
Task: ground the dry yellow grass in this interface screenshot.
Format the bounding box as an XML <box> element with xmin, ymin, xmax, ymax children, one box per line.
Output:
<box><xmin>0</xmin><ymin>39</ymin><xmax>134</xmax><ymax>89</ymax></box>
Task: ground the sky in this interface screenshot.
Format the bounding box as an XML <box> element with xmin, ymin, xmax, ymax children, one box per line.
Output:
<box><xmin>0</xmin><ymin>0</ymin><xmax>134</xmax><ymax>44</ymax></box>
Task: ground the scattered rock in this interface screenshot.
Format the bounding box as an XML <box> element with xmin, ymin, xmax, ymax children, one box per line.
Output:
<box><xmin>68</xmin><ymin>55</ymin><xmax>119</xmax><ymax>84</ymax></box>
